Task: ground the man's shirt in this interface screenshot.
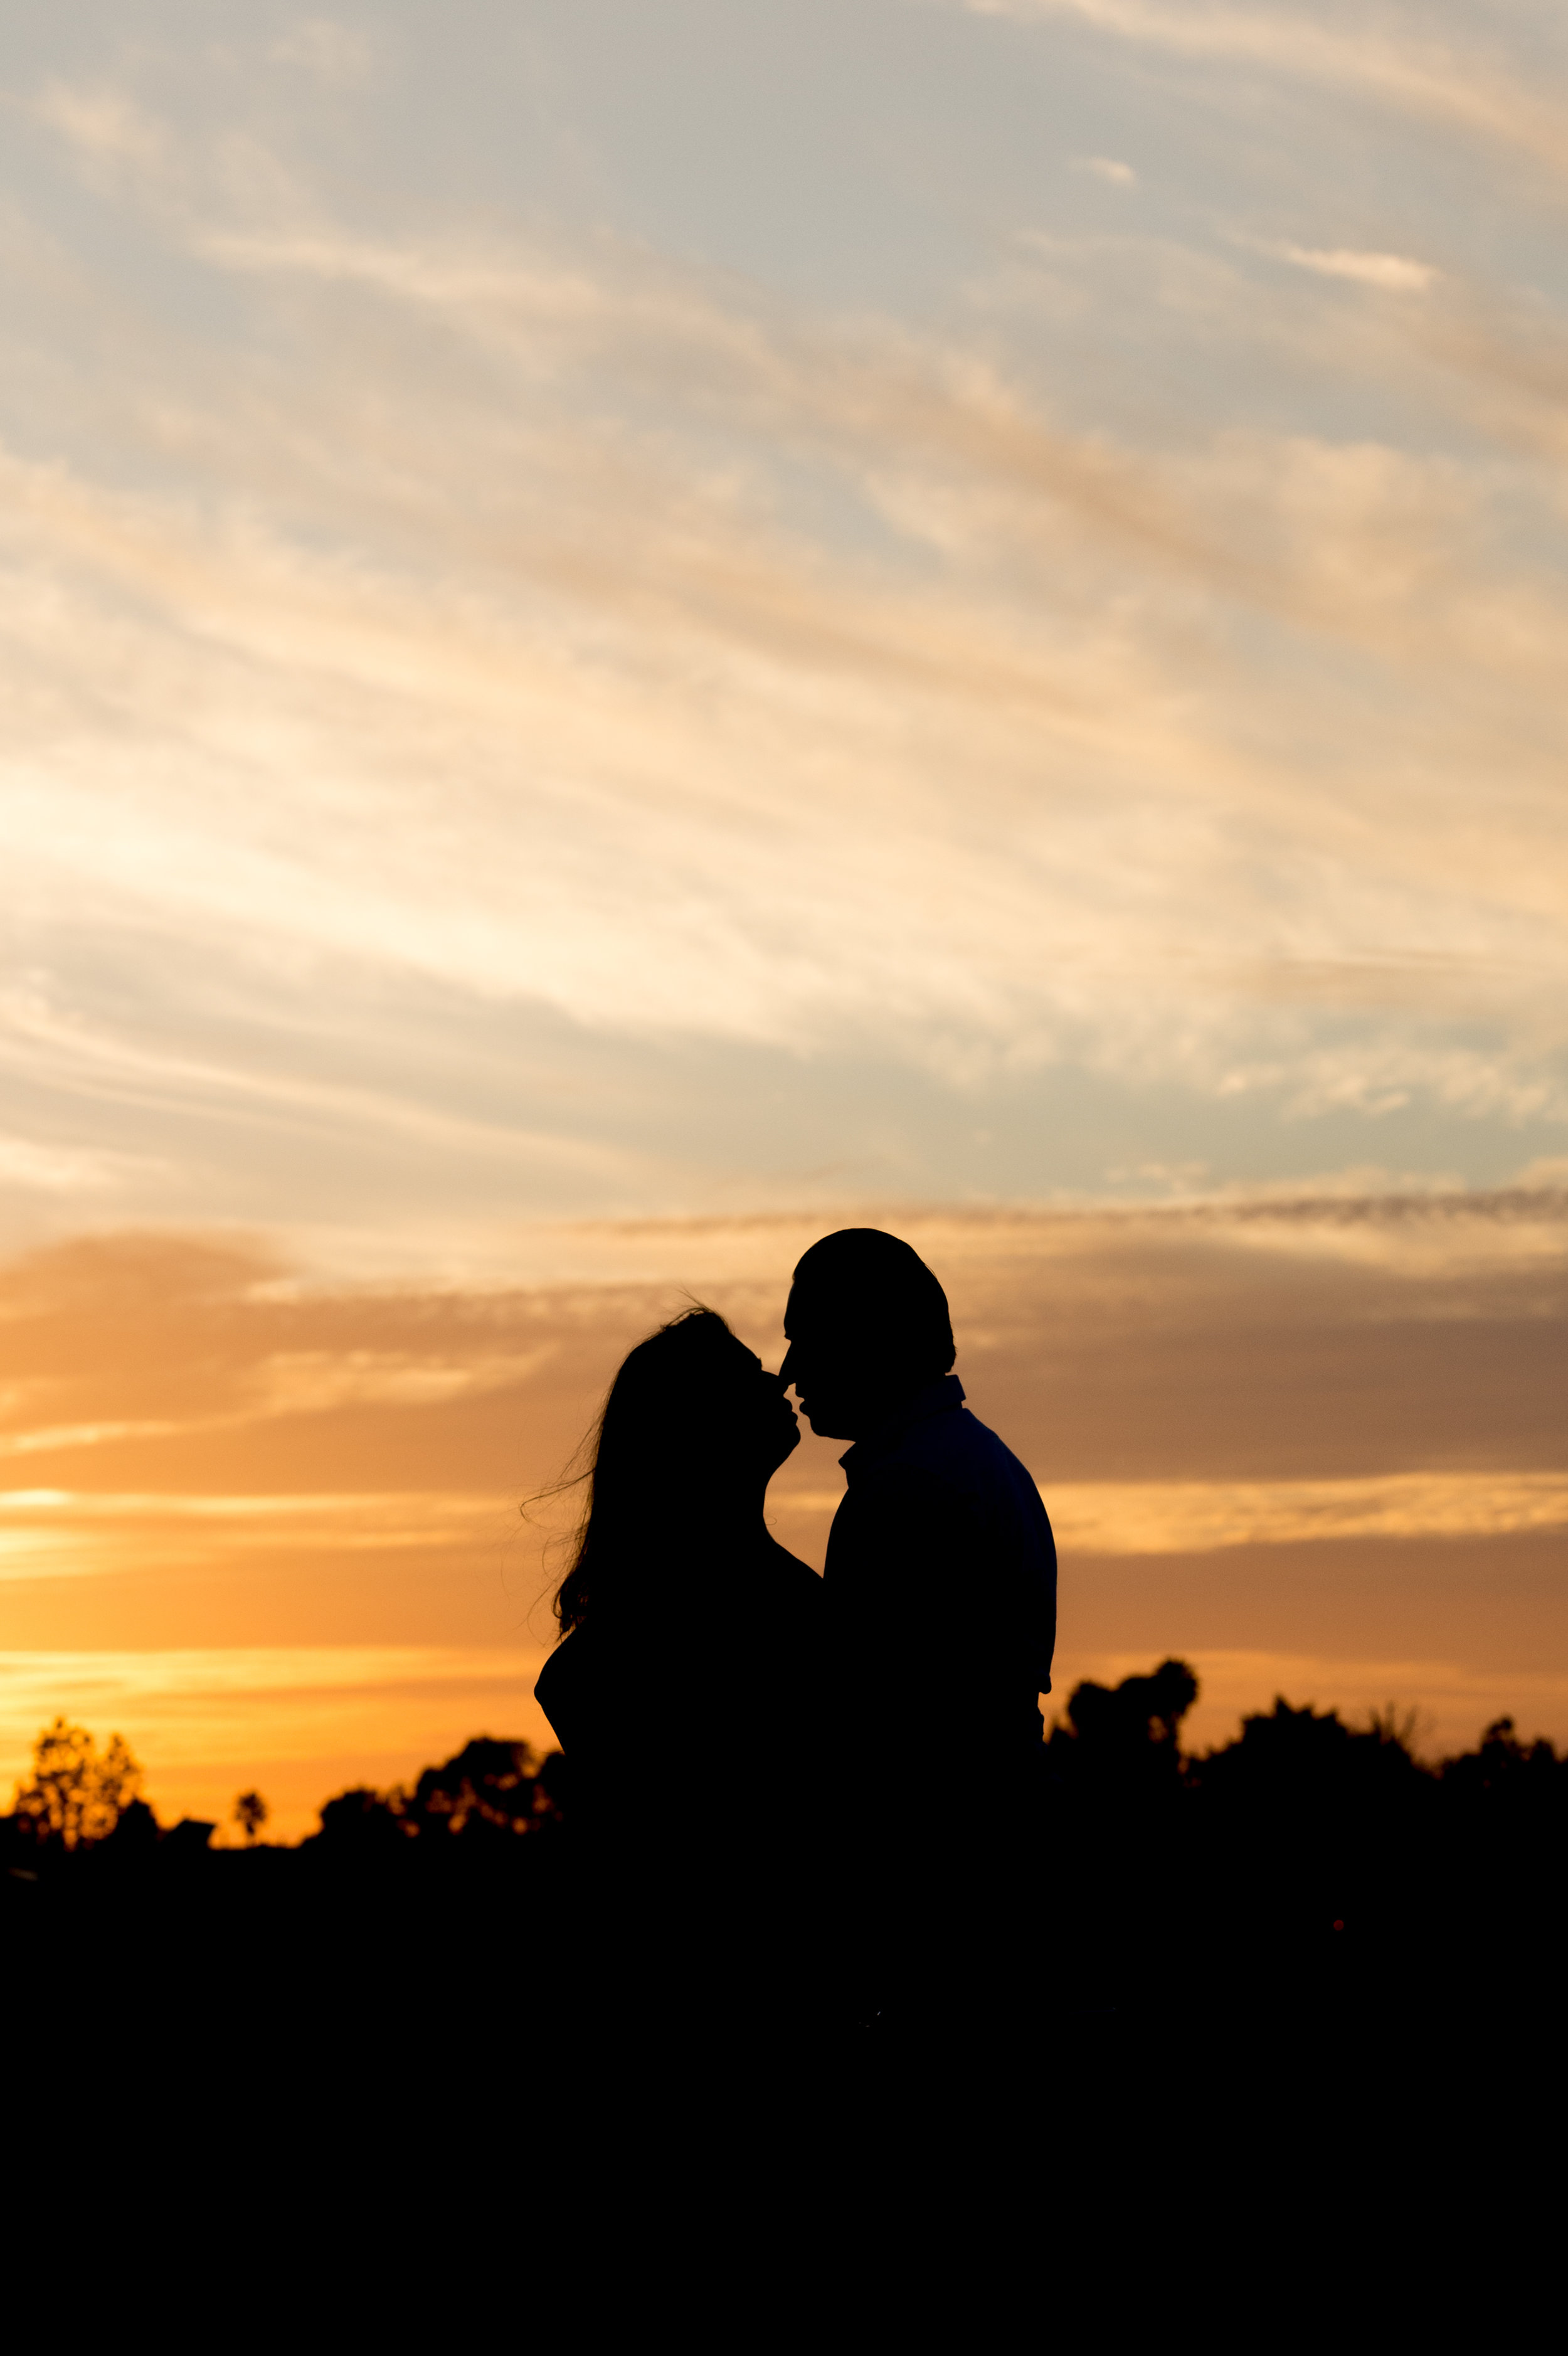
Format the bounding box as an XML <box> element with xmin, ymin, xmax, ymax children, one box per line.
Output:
<box><xmin>823</xmin><ymin>1374</ymin><xmax>1056</xmax><ymax>1759</ymax></box>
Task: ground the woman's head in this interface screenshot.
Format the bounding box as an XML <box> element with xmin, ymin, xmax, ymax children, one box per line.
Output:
<box><xmin>553</xmin><ymin>1307</ymin><xmax>798</xmax><ymax>1636</ymax></box>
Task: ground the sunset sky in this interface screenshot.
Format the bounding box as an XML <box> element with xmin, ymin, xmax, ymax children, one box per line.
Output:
<box><xmin>3</xmin><ymin>2</ymin><xmax>1565</xmax><ymax>1837</ymax></box>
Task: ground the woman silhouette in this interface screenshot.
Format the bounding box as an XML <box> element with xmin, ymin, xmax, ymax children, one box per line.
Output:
<box><xmin>534</xmin><ymin>1308</ymin><xmax>827</xmax><ymax>2029</ymax></box>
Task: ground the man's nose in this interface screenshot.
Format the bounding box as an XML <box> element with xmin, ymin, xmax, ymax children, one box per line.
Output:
<box><xmin>778</xmin><ymin>1344</ymin><xmax>798</xmax><ymax>1392</ymax></box>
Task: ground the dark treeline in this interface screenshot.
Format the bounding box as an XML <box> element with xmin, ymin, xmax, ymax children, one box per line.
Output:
<box><xmin>8</xmin><ymin>1684</ymin><xmax>1556</xmax><ymax>2284</ymax></box>
<box><xmin>1046</xmin><ymin>1665</ymin><xmax>1568</xmax><ymax>2028</ymax></box>
<box><xmin>4</xmin><ymin>1727</ymin><xmax>577</xmax><ymax>2118</ymax></box>
<box><xmin>6</xmin><ymin>1667</ymin><xmax>1565</xmax><ymax>2049</ymax></box>
<box><xmin>9</xmin><ymin>1683</ymin><xmax>1567</xmax><ymax>2254</ymax></box>
<box><xmin>1</xmin><ymin>1727</ymin><xmax>570</xmax><ymax>1869</ymax></box>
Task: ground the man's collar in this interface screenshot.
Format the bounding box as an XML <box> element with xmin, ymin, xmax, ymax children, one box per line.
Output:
<box><xmin>839</xmin><ymin>1374</ymin><xmax>965</xmax><ymax>1475</ymax></box>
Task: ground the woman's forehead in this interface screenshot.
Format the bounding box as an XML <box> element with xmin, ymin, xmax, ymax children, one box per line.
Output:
<box><xmin>711</xmin><ymin>1331</ymin><xmax>760</xmax><ymax>1371</ymax></box>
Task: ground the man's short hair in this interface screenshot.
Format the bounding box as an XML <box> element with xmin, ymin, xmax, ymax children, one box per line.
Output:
<box><xmin>790</xmin><ymin>1228</ymin><xmax>955</xmax><ymax>1377</ymax></box>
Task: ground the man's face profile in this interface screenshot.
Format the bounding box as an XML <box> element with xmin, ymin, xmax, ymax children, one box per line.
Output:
<box><xmin>780</xmin><ymin>1284</ymin><xmax>893</xmax><ymax>1441</ymax></box>
<box><xmin>780</xmin><ymin>1228</ymin><xmax>955</xmax><ymax>1441</ymax></box>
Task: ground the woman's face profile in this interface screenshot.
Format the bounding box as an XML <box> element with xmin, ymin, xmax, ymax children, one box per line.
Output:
<box><xmin>717</xmin><ymin>1337</ymin><xmax>800</xmax><ymax>1477</ymax></box>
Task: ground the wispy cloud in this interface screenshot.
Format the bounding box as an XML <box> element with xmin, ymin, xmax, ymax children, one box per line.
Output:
<box><xmin>1276</xmin><ymin>244</ymin><xmax>1436</xmax><ymax>291</ymax></box>
<box><xmin>33</xmin><ymin>82</ymin><xmax>169</xmax><ymax>179</ymax></box>
<box><xmin>0</xmin><ymin>1136</ymin><xmax>130</xmax><ymax>1194</ymax></box>
<box><xmin>1052</xmin><ymin>1469</ymin><xmax>1568</xmax><ymax>1552</ymax></box>
<box><xmin>961</xmin><ymin>0</ymin><xmax>1568</xmax><ymax>179</ymax></box>
<box><xmin>4</xmin><ymin>24</ymin><xmax>1567</xmax><ymax>1251</ymax></box>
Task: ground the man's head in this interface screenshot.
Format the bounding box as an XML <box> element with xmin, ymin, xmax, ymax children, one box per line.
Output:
<box><xmin>779</xmin><ymin>1228</ymin><xmax>955</xmax><ymax>1441</ymax></box>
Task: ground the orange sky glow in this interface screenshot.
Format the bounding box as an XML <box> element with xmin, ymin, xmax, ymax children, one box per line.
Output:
<box><xmin>4</xmin><ymin>1193</ymin><xmax>1564</xmax><ymax>1840</ymax></box>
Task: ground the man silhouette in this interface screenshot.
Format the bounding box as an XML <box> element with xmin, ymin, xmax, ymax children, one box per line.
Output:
<box><xmin>779</xmin><ymin>1228</ymin><xmax>1056</xmax><ymax>2029</ymax></box>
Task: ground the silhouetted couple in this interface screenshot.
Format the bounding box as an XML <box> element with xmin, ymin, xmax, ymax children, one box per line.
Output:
<box><xmin>535</xmin><ymin>1228</ymin><xmax>1056</xmax><ymax>2047</ymax></box>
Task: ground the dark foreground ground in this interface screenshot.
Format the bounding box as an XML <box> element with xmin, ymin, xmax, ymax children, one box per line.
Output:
<box><xmin>7</xmin><ymin>1754</ymin><xmax>1563</xmax><ymax>2323</ymax></box>
<box><xmin>9</xmin><ymin>1675</ymin><xmax>1565</xmax><ymax>2138</ymax></box>
<box><xmin>6</xmin><ymin>1680</ymin><xmax>1564</xmax><ymax>2326</ymax></box>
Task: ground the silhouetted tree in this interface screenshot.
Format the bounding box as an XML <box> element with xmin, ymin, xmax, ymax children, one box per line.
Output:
<box><xmin>13</xmin><ymin>1718</ymin><xmax>143</xmax><ymax>1849</ymax></box>
<box><xmin>1051</xmin><ymin>1658</ymin><xmax>1200</xmax><ymax>1796</ymax></box>
<box><xmin>234</xmin><ymin>1791</ymin><xmax>270</xmax><ymax>1845</ymax></box>
<box><xmin>404</xmin><ymin>1738</ymin><xmax>543</xmax><ymax>1839</ymax></box>
<box><xmin>303</xmin><ymin>1740</ymin><xmax>571</xmax><ymax>1864</ymax></box>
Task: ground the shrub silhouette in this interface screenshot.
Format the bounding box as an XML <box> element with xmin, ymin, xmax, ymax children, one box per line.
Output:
<box><xmin>312</xmin><ymin>1785</ymin><xmax>410</xmax><ymax>1850</ymax></box>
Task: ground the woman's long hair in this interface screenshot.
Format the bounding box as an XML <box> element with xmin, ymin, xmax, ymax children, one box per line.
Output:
<box><xmin>552</xmin><ymin>1306</ymin><xmax>744</xmax><ymax>1638</ymax></box>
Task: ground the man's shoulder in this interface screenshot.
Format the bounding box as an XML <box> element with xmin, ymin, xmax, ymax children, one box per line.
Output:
<box><xmin>840</xmin><ymin>1414</ymin><xmax>1015</xmax><ymax>1517</ymax></box>
<box><xmin>898</xmin><ymin>1403</ymin><xmax>1033</xmax><ymax>1488</ymax></box>
<box><xmin>857</xmin><ymin>1407</ymin><xmax>1053</xmax><ymax>1556</ymax></box>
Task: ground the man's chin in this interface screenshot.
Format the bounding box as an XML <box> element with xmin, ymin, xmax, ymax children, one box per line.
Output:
<box><xmin>802</xmin><ymin>1406</ymin><xmax>852</xmax><ymax>1440</ymax></box>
